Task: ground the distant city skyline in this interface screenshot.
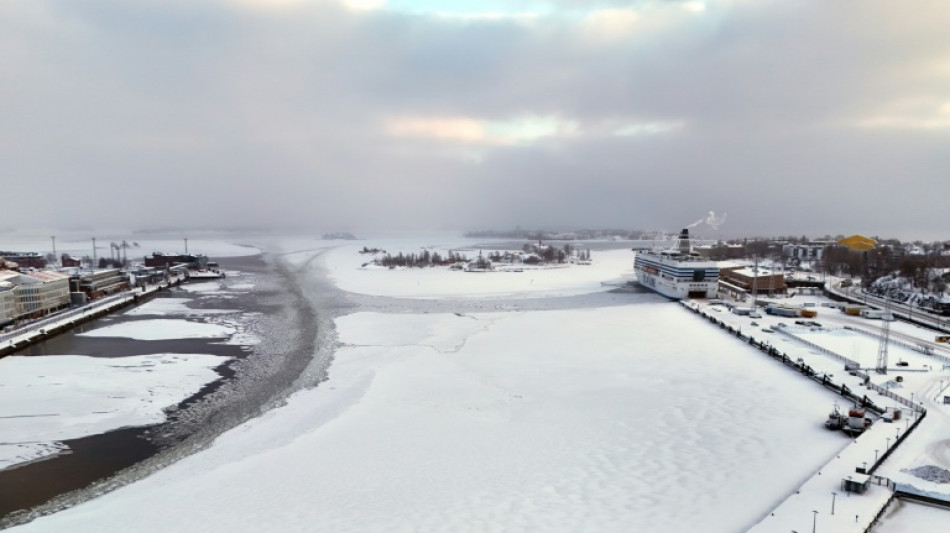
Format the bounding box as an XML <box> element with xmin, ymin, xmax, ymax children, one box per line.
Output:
<box><xmin>2</xmin><ymin>1</ymin><xmax>948</xmax><ymax>240</ymax></box>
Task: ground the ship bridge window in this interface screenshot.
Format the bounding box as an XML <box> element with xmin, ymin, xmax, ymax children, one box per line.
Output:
<box><xmin>693</xmin><ymin>269</ymin><xmax>705</xmax><ymax>282</ymax></box>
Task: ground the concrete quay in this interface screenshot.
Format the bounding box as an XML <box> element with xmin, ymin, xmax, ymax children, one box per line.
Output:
<box><xmin>0</xmin><ymin>277</ymin><xmax>185</xmax><ymax>359</ymax></box>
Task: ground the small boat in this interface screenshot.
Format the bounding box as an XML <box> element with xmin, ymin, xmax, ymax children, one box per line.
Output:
<box><xmin>825</xmin><ymin>404</ymin><xmax>845</xmax><ymax>430</ymax></box>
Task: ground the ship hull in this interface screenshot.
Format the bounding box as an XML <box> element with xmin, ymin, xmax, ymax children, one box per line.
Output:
<box><xmin>634</xmin><ymin>254</ymin><xmax>719</xmax><ymax>300</ymax></box>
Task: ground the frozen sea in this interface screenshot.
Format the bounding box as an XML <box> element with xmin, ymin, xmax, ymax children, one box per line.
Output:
<box><xmin>3</xmin><ymin>235</ymin><xmax>862</xmax><ymax>532</ymax></box>
<box><xmin>0</xmin><ymin>249</ymin><xmax>322</xmax><ymax>524</ymax></box>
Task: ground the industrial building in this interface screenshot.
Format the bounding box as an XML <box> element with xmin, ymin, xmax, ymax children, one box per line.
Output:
<box><xmin>0</xmin><ymin>252</ymin><xmax>47</xmax><ymax>270</ymax></box>
<box><xmin>76</xmin><ymin>269</ymin><xmax>130</xmax><ymax>299</ymax></box>
<box><xmin>144</xmin><ymin>253</ymin><xmax>211</xmax><ymax>269</ymax></box>
<box><xmin>0</xmin><ymin>273</ymin><xmax>18</xmax><ymax>327</ymax></box>
<box><xmin>719</xmin><ymin>265</ymin><xmax>787</xmax><ymax>297</ymax></box>
<box><xmin>14</xmin><ymin>271</ymin><xmax>71</xmax><ymax>319</ymax></box>
<box><xmin>60</xmin><ymin>254</ymin><xmax>82</xmax><ymax>267</ymax></box>
<box><xmin>782</xmin><ymin>243</ymin><xmax>829</xmax><ymax>262</ymax></box>
<box><xmin>0</xmin><ymin>270</ymin><xmax>72</xmax><ymax>324</ymax></box>
<box><xmin>0</xmin><ymin>264</ymin><xmax>129</xmax><ymax>325</ymax></box>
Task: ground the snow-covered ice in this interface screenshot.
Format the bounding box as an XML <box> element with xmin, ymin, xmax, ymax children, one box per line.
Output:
<box><xmin>78</xmin><ymin>319</ymin><xmax>235</xmax><ymax>341</ymax></box>
<box><xmin>123</xmin><ymin>298</ymin><xmax>238</xmax><ymax>317</ymax></box>
<box><xmin>8</xmin><ymin>238</ymin><xmax>950</xmax><ymax>531</ymax></box>
<box><xmin>0</xmin><ymin>353</ymin><xmax>228</xmax><ymax>471</ymax></box>
<box><xmin>10</xmin><ymin>305</ymin><xmax>849</xmax><ymax>532</ymax></box>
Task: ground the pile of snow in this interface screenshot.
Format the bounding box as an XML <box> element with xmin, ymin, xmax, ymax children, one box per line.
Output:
<box><xmin>902</xmin><ymin>465</ymin><xmax>950</xmax><ymax>484</ymax></box>
<box><xmin>0</xmin><ymin>353</ymin><xmax>228</xmax><ymax>471</ymax></box>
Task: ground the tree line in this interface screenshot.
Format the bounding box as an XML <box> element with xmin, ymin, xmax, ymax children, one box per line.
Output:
<box><xmin>372</xmin><ymin>250</ymin><xmax>470</xmax><ymax>268</ymax></box>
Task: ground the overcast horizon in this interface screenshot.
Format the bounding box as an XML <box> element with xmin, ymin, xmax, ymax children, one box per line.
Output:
<box><xmin>3</xmin><ymin>1</ymin><xmax>949</xmax><ymax>242</ymax></box>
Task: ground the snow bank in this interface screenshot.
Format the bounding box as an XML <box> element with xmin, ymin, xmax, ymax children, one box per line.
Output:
<box><xmin>12</xmin><ymin>305</ymin><xmax>848</xmax><ymax>532</ymax></box>
<box><xmin>902</xmin><ymin>465</ymin><xmax>950</xmax><ymax>484</ymax></box>
<box><xmin>0</xmin><ymin>353</ymin><xmax>228</xmax><ymax>471</ymax></box>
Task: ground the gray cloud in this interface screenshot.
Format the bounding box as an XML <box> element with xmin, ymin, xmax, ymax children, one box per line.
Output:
<box><xmin>1</xmin><ymin>0</ymin><xmax>948</xmax><ymax>240</ymax></box>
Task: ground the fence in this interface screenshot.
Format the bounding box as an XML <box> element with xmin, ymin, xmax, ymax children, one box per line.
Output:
<box><xmin>772</xmin><ymin>327</ymin><xmax>862</xmax><ymax>369</ymax></box>
<box><xmin>681</xmin><ymin>302</ymin><xmax>884</xmax><ymax>413</ymax></box>
<box><xmin>869</xmin><ymin>409</ymin><xmax>927</xmax><ymax>475</ymax></box>
<box><xmin>769</xmin><ymin>325</ymin><xmax>926</xmax><ymax>413</ymax></box>
<box><xmin>681</xmin><ymin>301</ymin><xmax>941</xmax><ymax>533</ymax></box>
<box><xmin>844</xmin><ymin>325</ymin><xmax>950</xmax><ymax>367</ymax></box>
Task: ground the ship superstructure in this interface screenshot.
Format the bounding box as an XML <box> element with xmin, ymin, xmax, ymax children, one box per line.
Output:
<box><xmin>633</xmin><ymin>228</ymin><xmax>719</xmax><ymax>299</ymax></box>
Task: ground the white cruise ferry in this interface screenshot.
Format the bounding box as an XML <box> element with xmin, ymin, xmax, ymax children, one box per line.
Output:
<box><xmin>633</xmin><ymin>228</ymin><xmax>719</xmax><ymax>299</ymax></box>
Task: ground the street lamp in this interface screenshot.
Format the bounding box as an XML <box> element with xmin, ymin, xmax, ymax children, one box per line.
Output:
<box><xmin>812</xmin><ymin>510</ymin><xmax>818</xmax><ymax>533</ymax></box>
<box><xmin>831</xmin><ymin>492</ymin><xmax>837</xmax><ymax>515</ymax></box>
<box><xmin>874</xmin><ymin>449</ymin><xmax>879</xmax><ymax>462</ymax></box>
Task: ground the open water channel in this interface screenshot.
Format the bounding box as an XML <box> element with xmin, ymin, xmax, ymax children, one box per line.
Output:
<box><xmin>0</xmin><ymin>252</ymin><xmax>331</xmax><ymax>528</ymax></box>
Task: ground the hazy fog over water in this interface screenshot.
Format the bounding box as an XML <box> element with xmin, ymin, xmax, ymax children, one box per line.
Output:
<box><xmin>2</xmin><ymin>1</ymin><xmax>949</xmax><ymax>240</ymax></box>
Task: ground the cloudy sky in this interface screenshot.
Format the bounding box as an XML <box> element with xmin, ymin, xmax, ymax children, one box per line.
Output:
<box><xmin>2</xmin><ymin>0</ymin><xmax>948</xmax><ymax>239</ymax></box>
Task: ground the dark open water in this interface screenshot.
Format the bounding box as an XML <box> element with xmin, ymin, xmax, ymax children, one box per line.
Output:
<box><xmin>0</xmin><ymin>252</ymin><xmax>319</xmax><ymax>526</ymax></box>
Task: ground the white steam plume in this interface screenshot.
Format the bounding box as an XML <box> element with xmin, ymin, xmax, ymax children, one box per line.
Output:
<box><xmin>686</xmin><ymin>211</ymin><xmax>727</xmax><ymax>230</ymax></box>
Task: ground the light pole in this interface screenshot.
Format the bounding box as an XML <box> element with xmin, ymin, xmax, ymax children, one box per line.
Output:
<box><xmin>812</xmin><ymin>510</ymin><xmax>818</xmax><ymax>533</ymax></box>
<box><xmin>831</xmin><ymin>492</ymin><xmax>837</xmax><ymax>515</ymax></box>
<box><xmin>874</xmin><ymin>449</ymin><xmax>879</xmax><ymax>462</ymax></box>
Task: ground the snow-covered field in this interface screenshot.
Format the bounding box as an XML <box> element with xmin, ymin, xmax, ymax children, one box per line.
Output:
<box><xmin>0</xmin><ymin>353</ymin><xmax>227</xmax><ymax>471</ymax></box>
